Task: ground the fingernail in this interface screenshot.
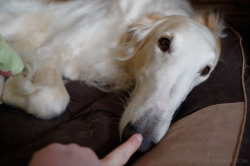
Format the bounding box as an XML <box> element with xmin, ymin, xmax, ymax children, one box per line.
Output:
<box><xmin>134</xmin><ymin>134</ymin><xmax>143</xmax><ymax>143</ymax></box>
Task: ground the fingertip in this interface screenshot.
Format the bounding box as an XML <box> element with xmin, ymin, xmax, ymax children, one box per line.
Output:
<box><xmin>126</xmin><ymin>134</ymin><xmax>143</xmax><ymax>154</ymax></box>
<box><xmin>101</xmin><ymin>134</ymin><xmax>143</xmax><ymax>166</ymax></box>
<box><xmin>133</xmin><ymin>134</ymin><xmax>143</xmax><ymax>143</ymax></box>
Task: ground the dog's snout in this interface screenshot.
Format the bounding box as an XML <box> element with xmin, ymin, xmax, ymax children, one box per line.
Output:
<box><xmin>122</xmin><ymin>122</ymin><xmax>156</xmax><ymax>153</ymax></box>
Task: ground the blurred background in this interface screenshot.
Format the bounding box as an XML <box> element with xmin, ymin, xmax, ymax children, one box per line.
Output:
<box><xmin>190</xmin><ymin>0</ymin><xmax>250</xmax><ymax>26</ymax></box>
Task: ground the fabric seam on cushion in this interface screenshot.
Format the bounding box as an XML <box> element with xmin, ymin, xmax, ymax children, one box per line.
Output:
<box><xmin>228</xmin><ymin>25</ymin><xmax>248</xmax><ymax>166</ymax></box>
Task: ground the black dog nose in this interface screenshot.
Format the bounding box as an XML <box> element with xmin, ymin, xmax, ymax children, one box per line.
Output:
<box><xmin>122</xmin><ymin>123</ymin><xmax>156</xmax><ymax>153</ymax></box>
<box><xmin>122</xmin><ymin>123</ymin><xmax>137</xmax><ymax>143</ymax></box>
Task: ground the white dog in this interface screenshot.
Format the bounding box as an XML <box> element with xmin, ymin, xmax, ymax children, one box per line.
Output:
<box><xmin>0</xmin><ymin>0</ymin><xmax>224</xmax><ymax>152</ymax></box>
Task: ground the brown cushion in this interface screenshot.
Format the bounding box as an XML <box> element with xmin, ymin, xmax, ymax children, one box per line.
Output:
<box><xmin>0</xmin><ymin>84</ymin><xmax>127</xmax><ymax>165</ymax></box>
<box><xmin>133</xmin><ymin>102</ymin><xmax>245</xmax><ymax>166</ymax></box>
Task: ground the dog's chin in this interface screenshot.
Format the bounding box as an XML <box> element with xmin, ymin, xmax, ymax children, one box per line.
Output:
<box><xmin>121</xmin><ymin>123</ymin><xmax>157</xmax><ymax>153</ymax></box>
<box><xmin>136</xmin><ymin>139</ymin><xmax>157</xmax><ymax>153</ymax></box>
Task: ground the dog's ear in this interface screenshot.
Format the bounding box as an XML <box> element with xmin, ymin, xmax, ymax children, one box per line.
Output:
<box><xmin>115</xmin><ymin>13</ymin><xmax>163</xmax><ymax>61</ymax></box>
<box><xmin>193</xmin><ymin>11</ymin><xmax>225</xmax><ymax>38</ymax></box>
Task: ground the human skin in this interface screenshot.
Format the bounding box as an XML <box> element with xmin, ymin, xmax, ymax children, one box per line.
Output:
<box><xmin>29</xmin><ymin>134</ymin><xmax>143</xmax><ymax>166</ymax></box>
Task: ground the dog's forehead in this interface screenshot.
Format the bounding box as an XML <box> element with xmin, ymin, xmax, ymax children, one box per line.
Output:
<box><xmin>148</xmin><ymin>17</ymin><xmax>218</xmax><ymax>67</ymax></box>
<box><xmin>154</xmin><ymin>16</ymin><xmax>216</xmax><ymax>54</ymax></box>
<box><xmin>153</xmin><ymin>17</ymin><xmax>190</xmax><ymax>36</ymax></box>
<box><xmin>154</xmin><ymin>16</ymin><xmax>215</xmax><ymax>42</ymax></box>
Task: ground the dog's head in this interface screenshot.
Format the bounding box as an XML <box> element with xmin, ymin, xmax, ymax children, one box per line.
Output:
<box><xmin>116</xmin><ymin>12</ymin><xmax>224</xmax><ymax>153</ymax></box>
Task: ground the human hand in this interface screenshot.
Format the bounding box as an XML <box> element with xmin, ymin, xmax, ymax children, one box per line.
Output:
<box><xmin>28</xmin><ymin>134</ymin><xmax>142</xmax><ymax>166</ymax></box>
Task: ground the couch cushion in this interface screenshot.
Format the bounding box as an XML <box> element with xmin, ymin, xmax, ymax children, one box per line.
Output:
<box><xmin>133</xmin><ymin>102</ymin><xmax>245</xmax><ymax>166</ymax></box>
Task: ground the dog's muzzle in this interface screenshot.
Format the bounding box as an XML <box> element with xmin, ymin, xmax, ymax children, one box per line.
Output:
<box><xmin>122</xmin><ymin>122</ymin><xmax>157</xmax><ymax>153</ymax></box>
<box><xmin>121</xmin><ymin>109</ymin><xmax>165</xmax><ymax>153</ymax></box>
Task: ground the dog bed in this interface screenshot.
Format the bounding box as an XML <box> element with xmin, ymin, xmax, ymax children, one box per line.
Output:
<box><xmin>0</xmin><ymin>27</ymin><xmax>249</xmax><ymax>166</ymax></box>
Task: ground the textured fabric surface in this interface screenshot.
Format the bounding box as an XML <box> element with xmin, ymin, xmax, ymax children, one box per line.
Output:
<box><xmin>133</xmin><ymin>102</ymin><xmax>245</xmax><ymax>166</ymax></box>
<box><xmin>0</xmin><ymin>27</ymin><xmax>248</xmax><ymax>166</ymax></box>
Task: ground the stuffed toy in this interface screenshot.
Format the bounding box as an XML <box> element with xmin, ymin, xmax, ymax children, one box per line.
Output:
<box><xmin>0</xmin><ymin>35</ymin><xmax>24</xmax><ymax>104</ymax></box>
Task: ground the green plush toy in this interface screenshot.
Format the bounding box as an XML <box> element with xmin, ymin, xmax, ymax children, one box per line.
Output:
<box><xmin>0</xmin><ymin>35</ymin><xmax>24</xmax><ymax>77</ymax></box>
<box><xmin>0</xmin><ymin>35</ymin><xmax>24</xmax><ymax>104</ymax></box>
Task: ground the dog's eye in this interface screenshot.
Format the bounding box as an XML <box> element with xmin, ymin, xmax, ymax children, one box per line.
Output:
<box><xmin>158</xmin><ymin>37</ymin><xmax>170</xmax><ymax>52</ymax></box>
<box><xmin>200</xmin><ymin>66</ymin><xmax>211</xmax><ymax>76</ymax></box>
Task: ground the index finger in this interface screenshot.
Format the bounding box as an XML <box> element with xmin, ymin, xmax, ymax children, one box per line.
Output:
<box><xmin>101</xmin><ymin>134</ymin><xmax>143</xmax><ymax>166</ymax></box>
